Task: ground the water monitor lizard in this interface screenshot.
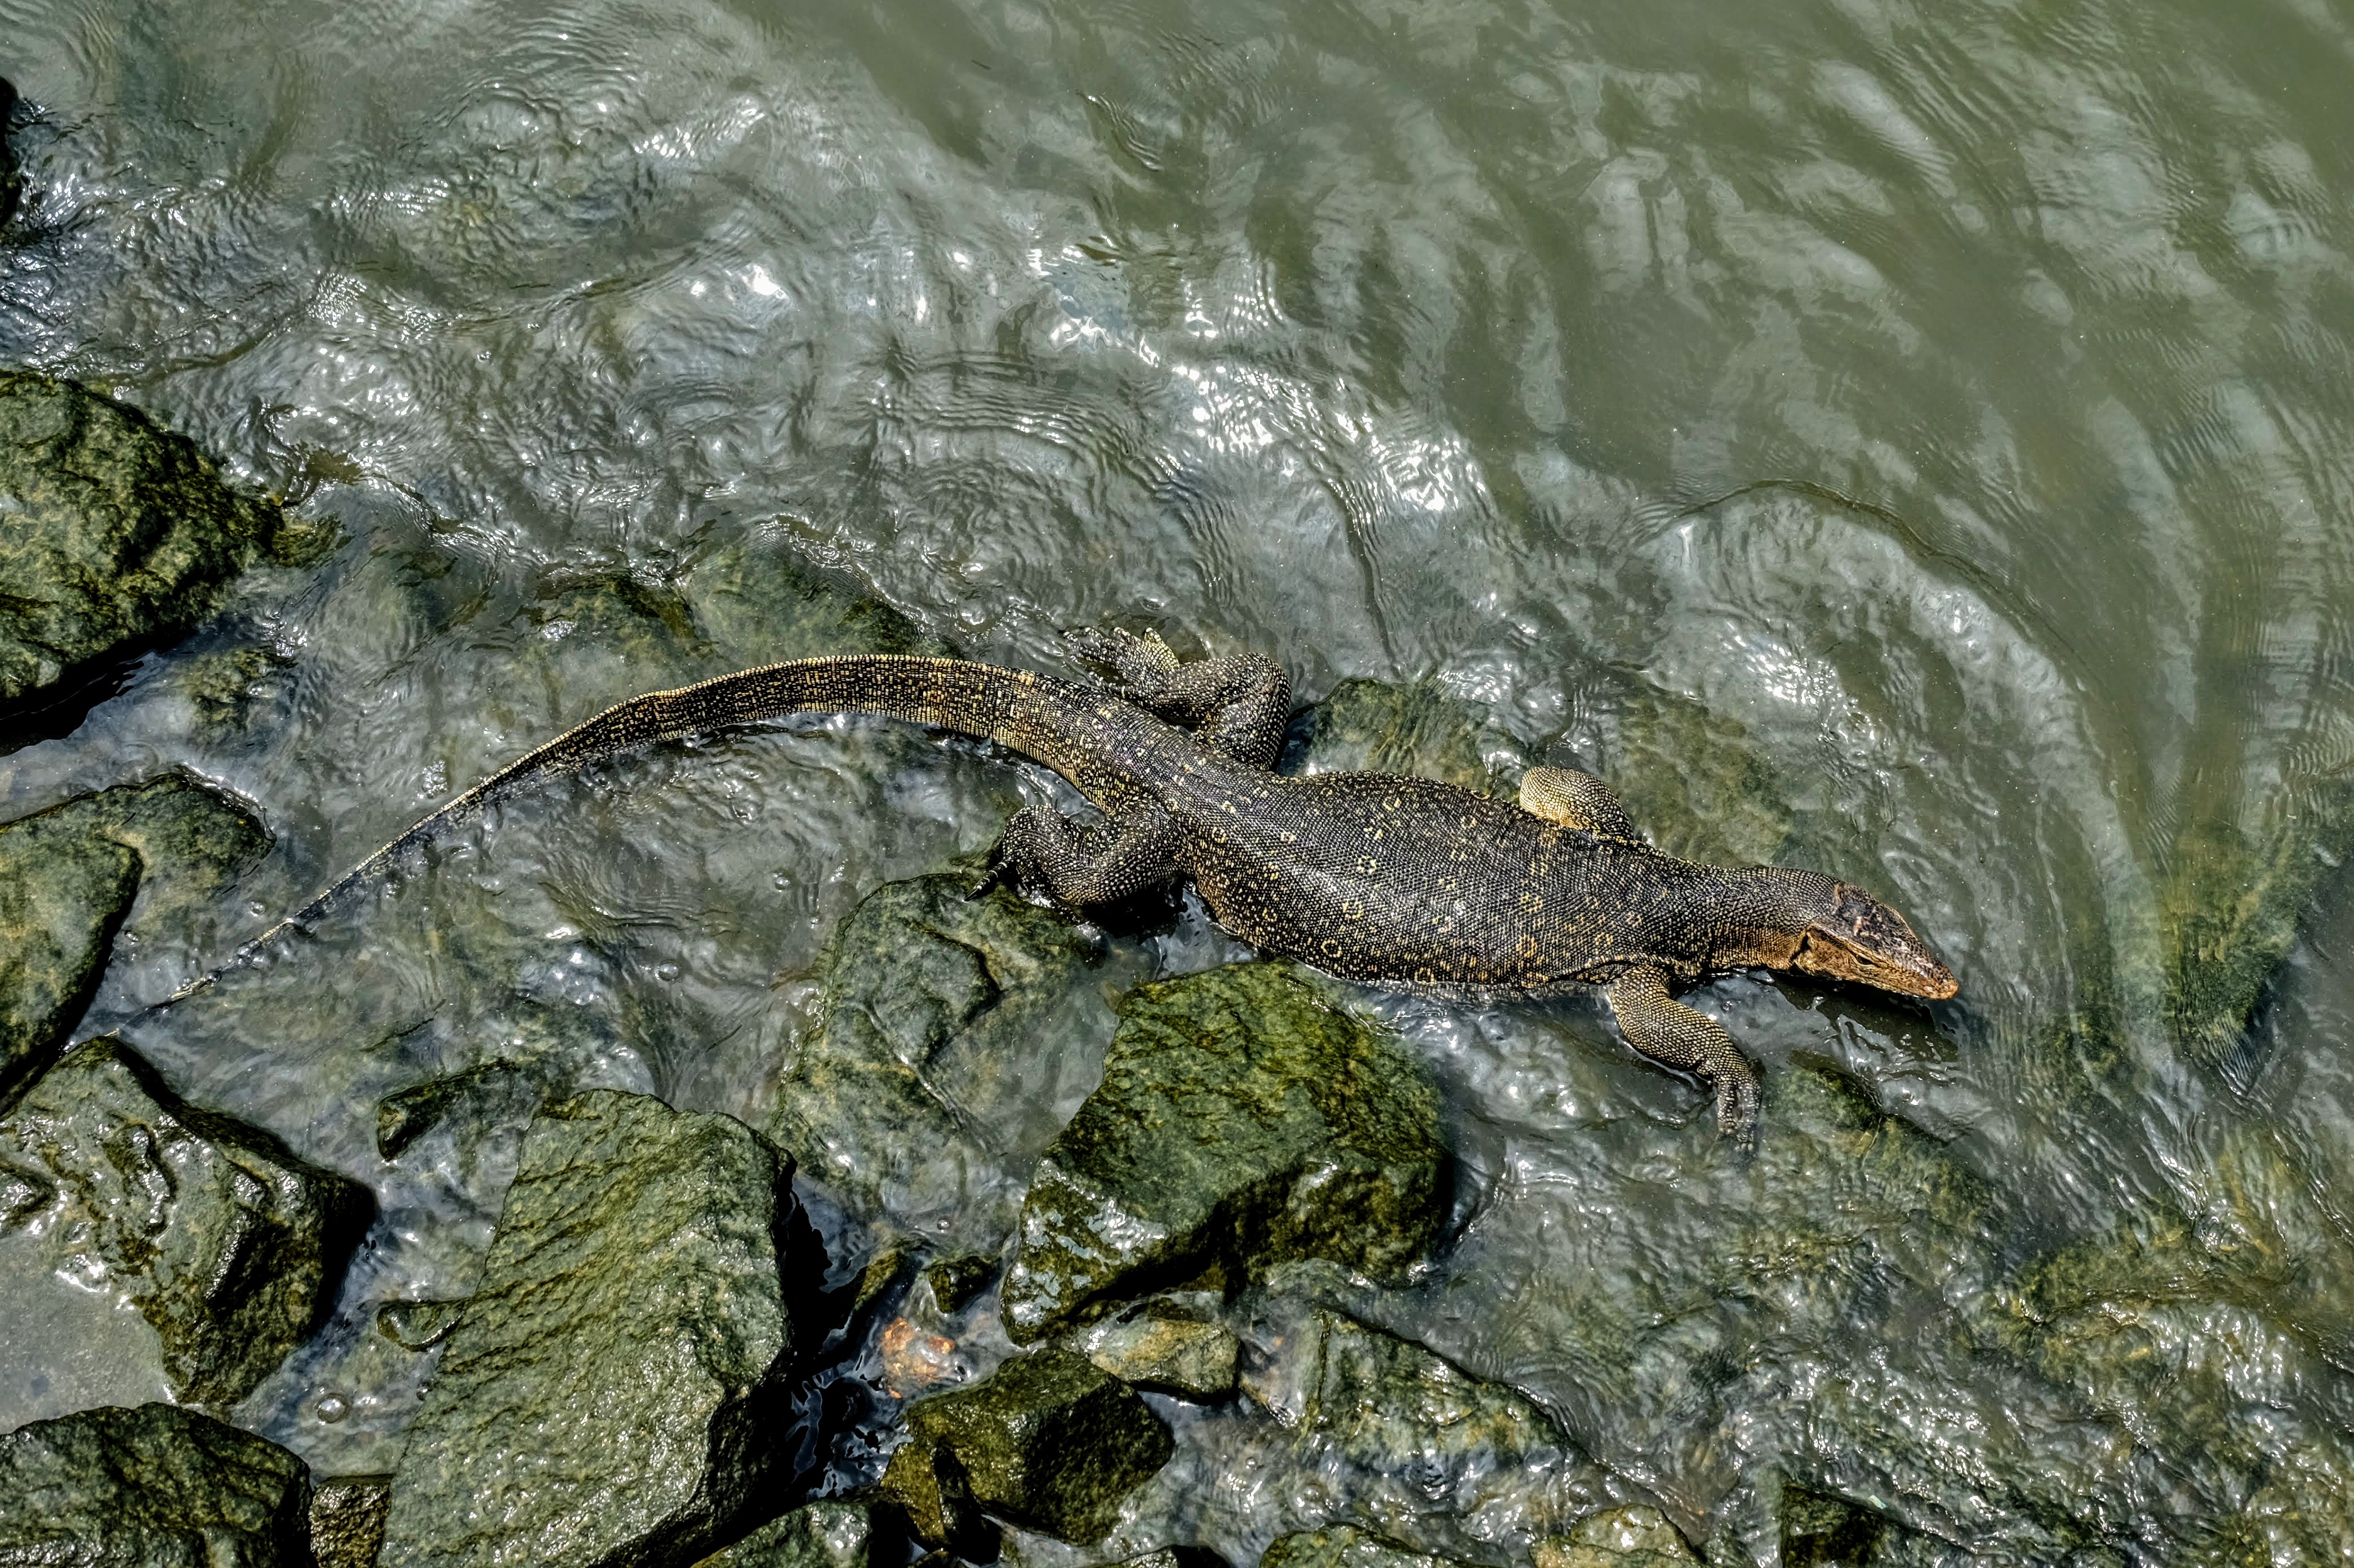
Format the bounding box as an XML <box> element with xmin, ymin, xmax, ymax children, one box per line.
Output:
<box><xmin>204</xmin><ymin>630</ymin><xmax>1957</xmax><ymax>1144</ymax></box>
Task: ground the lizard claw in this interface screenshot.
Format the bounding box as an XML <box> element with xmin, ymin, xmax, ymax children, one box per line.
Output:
<box><xmin>1060</xmin><ymin>625</ymin><xmax>1179</xmax><ymax>697</ymax></box>
<box><xmin>1714</xmin><ymin>1065</ymin><xmax>1761</xmax><ymax>1154</ymax></box>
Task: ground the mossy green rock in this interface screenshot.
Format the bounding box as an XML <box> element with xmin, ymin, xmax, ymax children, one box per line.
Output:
<box><xmin>1534</xmin><ymin>1508</ymin><xmax>1699</xmax><ymax>1568</ymax></box>
<box><xmin>1074</xmin><ymin>1300</ymin><xmax>1240</xmax><ymax>1400</ymax></box>
<box><xmin>688</xmin><ymin>1501</ymin><xmax>870</xmax><ymax>1568</ymax></box>
<box><xmin>1284</xmin><ymin>1309</ymin><xmax>1571</xmax><ymax>1508</ymax></box>
<box><xmin>0</xmin><ymin>371</ymin><xmax>287</xmax><ymax>712</ymax></box>
<box><xmin>0</xmin><ymin>775</ymin><xmax>268</xmax><ymax>1112</ymax></box>
<box><xmin>380</xmin><ymin>1089</ymin><xmax>809</xmax><ymax>1568</ymax></box>
<box><xmin>1260</xmin><ymin>1527</ymin><xmax>1471</xmax><ymax>1568</ymax></box>
<box><xmin>0</xmin><ymin>1037</ymin><xmax>370</xmax><ymax>1414</ymax></box>
<box><xmin>1001</xmin><ymin>963</ymin><xmax>1447</xmax><ymax>1342</ymax></box>
<box><xmin>879</xmin><ymin>1347</ymin><xmax>1173</xmax><ymax>1548</ymax></box>
<box><xmin>309</xmin><ymin>1475</ymin><xmax>392</xmax><ymax>1568</ymax></box>
<box><xmin>1289</xmin><ymin>676</ymin><xmax>1521</xmax><ymax>794</ymax></box>
<box><xmin>0</xmin><ymin>1402</ymin><xmax>313</xmax><ymax>1567</ymax></box>
<box><xmin>1597</xmin><ymin>685</ymin><xmax>1791</xmax><ymax>868</ymax></box>
<box><xmin>768</xmin><ymin>874</ymin><xmax>1106</xmax><ymax>1220</ymax></box>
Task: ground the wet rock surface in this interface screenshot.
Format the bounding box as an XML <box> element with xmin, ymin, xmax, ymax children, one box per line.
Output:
<box><xmin>0</xmin><ymin>371</ymin><xmax>290</xmax><ymax>718</ymax></box>
<box><xmin>0</xmin><ymin>1037</ymin><xmax>370</xmax><ymax>1423</ymax></box>
<box><xmin>0</xmin><ymin>772</ymin><xmax>266</xmax><ymax>1111</ymax></box>
<box><xmin>1002</xmin><ymin>963</ymin><xmax>1447</xmax><ymax>1342</ymax></box>
<box><xmin>768</xmin><ymin>873</ymin><xmax>1113</xmax><ymax>1231</ymax></box>
<box><xmin>379</xmin><ymin>1089</ymin><xmax>812</xmax><ymax>1568</ymax></box>
<box><xmin>0</xmin><ymin>77</ymin><xmax>18</xmax><ymax>228</ymax></box>
<box><xmin>1534</xmin><ymin>1507</ymin><xmax>1699</xmax><ymax>1568</ymax></box>
<box><xmin>0</xmin><ymin>1402</ymin><xmax>313</xmax><ymax>1567</ymax></box>
<box><xmin>308</xmin><ymin>1475</ymin><xmax>393</xmax><ymax>1568</ymax></box>
<box><xmin>373</xmin><ymin>1298</ymin><xmax>465</xmax><ymax>1352</ymax></box>
<box><xmin>374</xmin><ymin>1058</ymin><xmax>545</xmax><ymax>1160</ymax></box>
<box><xmin>880</xmin><ymin>1346</ymin><xmax>1174</xmax><ymax>1549</ymax></box>
<box><xmin>1258</xmin><ymin>1526</ymin><xmax>1469</xmax><ymax>1568</ymax></box>
<box><xmin>1075</xmin><ymin>1299</ymin><xmax>1240</xmax><ymax>1401</ymax></box>
<box><xmin>689</xmin><ymin>1500</ymin><xmax>871</xmax><ymax>1568</ymax></box>
<box><xmin>924</xmin><ymin>1249</ymin><xmax>999</xmax><ymax>1315</ymax></box>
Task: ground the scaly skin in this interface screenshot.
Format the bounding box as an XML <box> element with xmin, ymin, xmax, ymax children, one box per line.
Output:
<box><xmin>197</xmin><ymin>632</ymin><xmax>1957</xmax><ymax>1144</ymax></box>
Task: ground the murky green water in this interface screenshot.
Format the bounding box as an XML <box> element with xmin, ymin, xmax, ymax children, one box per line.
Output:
<box><xmin>6</xmin><ymin>0</ymin><xmax>2354</xmax><ymax>1560</ymax></box>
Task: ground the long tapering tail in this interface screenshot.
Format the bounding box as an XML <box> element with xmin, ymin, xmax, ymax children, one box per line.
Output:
<box><xmin>172</xmin><ymin>655</ymin><xmax>1089</xmax><ymax>999</ymax></box>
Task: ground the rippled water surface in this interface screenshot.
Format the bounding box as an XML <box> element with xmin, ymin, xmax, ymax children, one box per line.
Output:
<box><xmin>6</xmin><ymin>0</ymin><xmax>2354</xmax><ymax>1560</ymax></box>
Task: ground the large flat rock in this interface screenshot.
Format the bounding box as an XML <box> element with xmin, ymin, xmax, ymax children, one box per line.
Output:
<box><xmin>0</xmin><ymin>1402</ymin><xmax>313</xmax><ymax>1567</ymax></box>
<box><xmin>0</xmin><ymin>1037</ymin><xmax>370</xmax><ymax>1426</ymax></box>
<box><xmin>380</xmin><ymin>1089</ymin><xmax>811</xmax><ymax>1568</ymax></box>
<box><xmin>1002</xmin><ymin>963</ymin><xmax>1448</xmax><ymax>1342</ymax></box>
<box><xmin>0</xmin><ymin>371</ymin><xmax>290</xmax><ymax>717</ymax></box>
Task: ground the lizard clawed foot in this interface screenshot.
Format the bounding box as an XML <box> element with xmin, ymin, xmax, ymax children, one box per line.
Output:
<box><xmin>1061</xmin><ymin>625</ymin><xmax>1181</xmax><ymax>701</ymax></box>
<box><xmin>1711</xmin><ymin>1061</ymin><xmax>1761</xmax><ymax>1153</ymax></box>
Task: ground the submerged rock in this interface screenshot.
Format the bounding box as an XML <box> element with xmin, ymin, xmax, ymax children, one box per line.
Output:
<box><xmin>689</xmin><ymin>1500</ymin><xmax>871</xmax><ymax>1568</ymax></box>
<box><xmin>1001</xmin><ymin>963</ymin><xmax>1447</xmax><ymax>1342</ymax></box>
<box><xmin>1259</xmin><ymin>1526</ymin><xmax>1470</xmax><ymax>1568</ymax></box>
<box><xmin>768</xmin><ymin>874</ymin><xmax>1107</xmax><ymax>1224</ymax></box>
<box><xmin>380</xmin><ymin>1089</ymin><xmax>811</xmax><ymax>1568</ymax></box>
<box><xmin>375</xmin><ymin>1058</ymin><xmax>544</xmax><ymax>1159</ymax></box>
<box><xmin>309</xmin><ymin>1475</ymin><xmax>393</xmax><ymax>1568</ymax></box>
<box><xmin>1287</xmin><ymin>676</ymin><xmax>1522</xmax><ymax>794</ymax></box>
<box><xmin>1281</xmin><ymin>1310</ymin><xmax>1573</xmax><ymax>1503</ymax></box>
<box><xmin>1776</xmin><ymin>1486</ymin><xmax>1907</xmax><ymax>1567</ymax></box>
<box><xmin>1591</xmin><ymin>685</ymin><xmax>1790</xmax><ymax>868</ymax></box>
<box><xmin>374</xmin><ymin>1298</ymin><xmax>465</xmax><ymax>1352</ymax></box>
<box><xmin>0</xmin><ymin>769</ymin><xmax>270</xmax><ymax>1112</ymax></box>
<box><xmin>0</xmin><ymin>805</ymin><xmax>140</xmax><ymax>1111</ymax></box>
<box><xmin>0</xmin><ymin>1037</ymin><xmax>370</xmax><ymax>1415</ymax></box>
<box><xmin>0</xmin><ymin>371</ymin><xmax>290</xmax><ymax>716</ymax></box>
<box><xmin>880</xmin><ymin>1346</ymin><xmax>1174</xmax><ymax>1549</ymax></box>
<box><xmin>1534</xmin><ymin>1507</ymin><xmax>1699</xmax><ymax>1568</ymax></box>
<box><xmin>684</xmin><ymin>525</ymin><xmax>942</xmax><ymax>669</ymax></box>
<box><xmin>0</xmin><ymin>1402</ymin><xmax>313</xmax><ymax>1567</ymax></box>
<box><xmin>924</xmin><ymin>1249</ymin><xmax>1000</xmax><ymax>1314</ymax></box>
<box><xmin>1075</xmin><ymin>1299</ymin><xmax>1240</xmax><ymax>1400</ymax></box>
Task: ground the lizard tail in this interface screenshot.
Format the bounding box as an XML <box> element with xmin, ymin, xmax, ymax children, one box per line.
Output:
<box><xmin>172</xmin><ymin>655</ymin><xmax>1094</xmax><ymax>1000</ymax></box>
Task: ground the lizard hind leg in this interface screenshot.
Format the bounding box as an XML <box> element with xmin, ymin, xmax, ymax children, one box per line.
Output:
<box><xmin>1604</xmin><ymin>963</ymin><xmax>1760</xmax><ymax>1148</ymax></box>
<box><xmin>969</xmin><ymin>803</ymin><xmax>1185</xmax><ymax>917</ymax></box>
<box><xmin>1062</xmin><ymin>625</ymin><xmax>1292</xmax><ymax>768</ymax></box>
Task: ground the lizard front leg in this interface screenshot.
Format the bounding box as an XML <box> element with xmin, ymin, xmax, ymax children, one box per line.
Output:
<box><xmin>1605</xmin><ymin>964</ymin><xmax>1760</xmax><ymax>1148</ymax></box>
<box><xmin>1062</xmin><ymin>627</ymin><xmax>1292</xmax><ymax>768</ymax></box>
<box><xmin>970</xmin><ymin>804</ymin><xmax>1183</xmax><ymax>915</ymax></box>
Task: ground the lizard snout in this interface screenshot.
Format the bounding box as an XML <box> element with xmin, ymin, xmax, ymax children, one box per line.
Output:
<box><xmin>1790</xmin><ymin>883</ymin><xmax>1959</xmax><ymax>1001</ymax></box>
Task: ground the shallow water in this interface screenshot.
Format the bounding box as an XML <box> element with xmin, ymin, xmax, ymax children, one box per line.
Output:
<box><xmin>4</xmin><ymin>0</ymin><xmax>2354</xmax><ymax>1559</ymax></box>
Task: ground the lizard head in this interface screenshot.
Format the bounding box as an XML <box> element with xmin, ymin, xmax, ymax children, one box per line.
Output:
<box><xmin>1788</xmin><ymin>881</ymin><xmax>1958</xmax><ymax>1000</ymax></box>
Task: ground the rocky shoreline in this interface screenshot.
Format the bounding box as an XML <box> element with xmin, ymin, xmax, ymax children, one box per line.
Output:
<box><xmin>6</xmin><ymin>369</ymin><xmax>2354</xmax><ymax>1565</ymax></box>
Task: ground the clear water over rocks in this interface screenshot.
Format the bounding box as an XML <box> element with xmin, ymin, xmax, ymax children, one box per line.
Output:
<box><xmin>5</xmin><ymin>0</ymin><xmax>2354</xmax><ymax>1562</ymax></box>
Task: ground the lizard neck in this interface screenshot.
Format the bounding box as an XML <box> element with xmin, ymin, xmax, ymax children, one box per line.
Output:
<box><xmin>1694</xmin><ymin>863</ymin><xmax>1843</xmax><ymax>973</ymax></box>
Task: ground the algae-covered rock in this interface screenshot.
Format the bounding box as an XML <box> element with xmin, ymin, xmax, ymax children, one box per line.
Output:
<box><xmin>1283</xmin><ymin>1310</ymin><xmax>1571</xmax><ymax>1503</ymax></box>
<box><xmin>1287</xmin><ymin>677</ymin><xmax>1523</xmax><ymax>794</ymax></box>
<box><xmin>1594</xmin><ymin>685</ymin><xmax>1791</xmax><ymax>868</ymax></box>
<box><xmin>2157</xmin><ymin>800</ymin><xmax>2354</xmax><ymax>1077</ymax></box>
<box><xmin>689</xmin><ymin>1500</ymin><xmax>871</xmax><ymax>1568</ymax></box>
<box><xmin>380</xmin><ymin>1089</ymin><xmax>811</xmax><ymax>1568</ymax></box>
<box><xmin>0</xmin><ymin>1037</ymin><xmax>370</xmax><ymax>1416</ymax></box>
<box><xmin>925</xmin><ymin>1249</ymin><xmax>1000</xmax><ymax>1314</ymax></box>
<box><xmin>1116</xmin><ymin>1549</ymin><xmax>1232</xmax><ymax>1568</ymax></box>
<box><xmin>880</xmin><ymin>1346</ymin><xmax>1174</xmax><ymax>1548</ymax></box>
<box><xmin>768</xmin><ymin>874</ymin><xmax>1108</xmax><ymax>1223</ymax></box>
<box><xmin>1002</xmin><ymin>963</ymin><xmax>1447</xmax><ymax>1342</ymax></box>
<box><xmin>0</xmin><ymin>371</ymin><xmax>289</xmax><ymax>714</ymax></box>
<box><xmin>1259</xmin><ymin>1526</ymin><xmax>1471</xmax><ymax>1568</ymax></box>
<box><xmin>0</xmin><ymin>805</ymin><xmax>140</xmax><ymax>1111</ymax></box>
<box><xmin>309</xmin><ymin>1475</ymin><xmax>392</xmax><ymax>1568</ymax></box>
<box><xmin>1534</xmin><ymin>1507</ymin><xmax>1698</xmax><ymax>1568</ymax></box>
<box><xmin>1777</xmin><ymin>1486</ymin><xmax>1907</xmax><ymax>1567</ymax></box>
<box><xmin>0</xmin><ymin>1402</ymin><xmax>313</xmax><ymax>1567</ymax></box>
<box><xmin>0</xmin><ymin>772</ymin><xmax>270</xmax><ymax>1110</ymax></box>
<box><xmin>375</xmin><ymin>1058</ymin><xmax>544</xmax><ymax>1159</ymax></box>
<box><xmin>684</xmin><ymin>524</ymin><xmax>942</xmax><ymax>667</ymax></box>
<box><xmin>1075</xmin><ymin>1299</ymin><xmax>1240</xmax><ymax>1400</ymax></box>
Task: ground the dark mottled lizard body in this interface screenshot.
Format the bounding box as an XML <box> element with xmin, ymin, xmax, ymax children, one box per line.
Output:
<box><xmin>208</xmin><ymin>632</ymin><xmax>1957</xmax><ymax>1143</ymax></box>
